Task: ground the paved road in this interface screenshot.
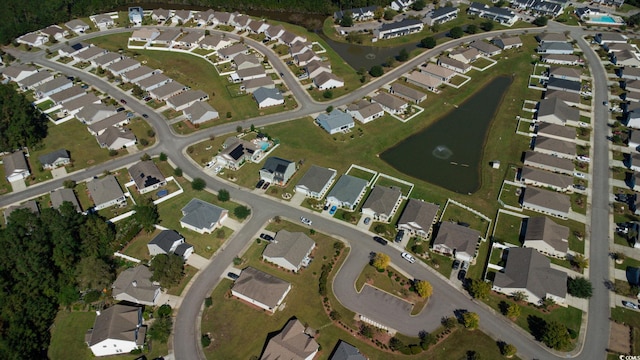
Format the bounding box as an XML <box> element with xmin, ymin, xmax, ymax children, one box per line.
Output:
<box><xmin>1</xmin><ymin>20</ymin><xmax>613</xmax><ymax>360</ymax></box>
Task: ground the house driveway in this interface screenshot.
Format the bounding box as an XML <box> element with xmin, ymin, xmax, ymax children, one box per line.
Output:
<box><xmin>157</xmin><ymin>292</ymin><xmax>183</xmax><ymax>309</ymax></box>
<box><xmin>186</xmin><ymin>254</ymin><xmax>209</xmax><ymax>269</ymax></box>
<box><xmin>223</xmin><ymin>218</ymin><xmax>243</xmax><ymax>231</ymax></box>
<box><xmin>51</xmin><ymin>166</ymin><xmax>67</xmax><ymax>179</ymax></box>
<box><xmin>290</xmin><ymin>191</ymin><xmax>306</xmax><ymax>206</ymax></box>
<box><xmin>9</xmin><ymin>179</ymin><xmax>26</xmax><ymax>192</ymax></box>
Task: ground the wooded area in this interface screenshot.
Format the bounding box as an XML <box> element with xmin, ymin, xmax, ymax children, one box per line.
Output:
<box><xmin>0</xmin><ymin>204</ymin><xmax>116</xmax><ymax>359</ymax></box>
<box><xmin>0</xmin><ymin>0</ymin><xmax>389</xmax><ymax>44</ymax></box>
<box><xmin>0</xmin><ymin>84</ymin><xmax>48</xmax><ymax>152</ymax></box>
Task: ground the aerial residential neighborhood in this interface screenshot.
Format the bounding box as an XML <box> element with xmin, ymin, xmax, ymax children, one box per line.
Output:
<box><xmin>0</xmin><ymin>0</ymin><xmax>638</xmax><ymax>359</ymax></box>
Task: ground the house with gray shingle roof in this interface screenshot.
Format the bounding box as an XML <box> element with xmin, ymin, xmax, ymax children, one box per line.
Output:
<box><xmin>522</xmin><ymin>187</ymin><xmax>571</xmax><ymax>219</ymax></box>
<box><xmin>166</xmin><ymin>90</ymin><xmax>209</xmax><ymax>111</ymax></box>
<box><xmin>492</xmin><ymin>247</ymin><xmax>567</xmax><ymax>306</ymax></box>
<box><xmin>389</xmin><ymin>83</ymin><xmax>427</xmax><ymax>104</ymax></box>
<box><xmin>259</xmin><ymin>157</ymin><xmax>296</xmax><ymax>186</ymax></box>
<box><xmin>218</xmin><ymin>43</ymin><xmax>248</xmax><ymax>59</ymax></box>
<box><xmin>1</xmin><ymin>64</ymin><xmax>38</xmax><ymax>82</ymax></box>
<box><xmin>536</xmin><ymin>122</ymin><xmax>576</xmax><ymax>141</ymax></box>
<box><xmin>330</xmin><ymin>341</ymin><xmax>367</xmax><ymax>360</ymax></box>
<box><xmin>149</xmin><ymin>81</ymin><xmax>186</xmax><ymax>100</ymax></box>
<box><xmin>260</xmin><ymin>318</ymin><xmax>319</xmax><ymax>359</ymax></box>
<box><xmin>397</xmin><ymin>199</ymin><xmax>440</xmax><ymax>239</ymax></box>
<box><xmin>326</xmin><ymin>175</ymin><xmax>368</xmax><ymax>211</ymax></box>
<box><xmin>147</xmin><ymin>229</ymin><xmax>193</xmax><ymax>259</ymax></box>
<box><xmin>183</xmin><ymin>101</ymin><xmax>219</xmax><ymax>125</ymax></box>
<box><xmin>492</xmin><ymin>35</ymin><xmax>522</xmax><ymax>50</ymax></box>
<box><xmin>263</xmin><ymin>230</ymin><xmax>315</xmax><ymax>272</ymax></box>
<box><xmin>215</xmin><ymin>137</ymin><xmax>262</xmax><ymax>170</ymax></box>
<box><xmin>361</xmin><ymin>186</ymin><xmax>403</xmax><ymax>222</ymax></box>
<box><xmin>106</xmin><ymin>58</ymin><xmax>140</xmax><ymax>76</ymax></box>
<box><xmin>3</xmin><ymin>151</ymin><xmax>30</xmax><ymax>182</ymax></box>
<box><xmin>38</xmin><ymin>149</ymin><xmax>70</xmax><ymax>170</ymax></box>
<box><xmin>96</xmin><ymin>127</ymin><xmax>137</xmax><ymax>150</ymax></box>
<box><xmin>432</xmin><ymin>221</ymin><xmax>480</xmax><ymax>262</ymax></box>
<box><xmin>112</xmin><ymin>265</ymin><xmax>160</xmax><ymax>305</ymax></box>
<box><xmin>231</xmin><ymin>267</ymin><xmax>291</xmax><ymax>313</ymax></box>
<box><xmin>128</xmin><ymin>161</ymin><xmax>166</xmax><ymax>194</ymax></box>
<box><xmin>65</xmin><ymin>19</ymin><xmax>90</xmax><ymax>34</ymax></box>
<box><xmin>35</xmin><ymin>76</ymin><xmax>73</xmax><ymax>99</ymax></box>
<box><xmin>86</xmin><ymin>304</ymin><xmax>145</xmax><ymax>357</ymax></box>
<box><xmin>520</xmin><ymin>166</ymin><xmax>573</xmax><ymax>192</ymax></box>
<box><xmin>437</xmin><ymin>56</ymin><xmax>471</xmax><ymax>74</ymax></box>
<box><xmin>243</xmin><ymin>77</ymin><xmax>275</xmax><ymax>93</ymax></box>
<box><xmin>50</xmin><ymin>188</ymin><xmax>81</xmax><ymax>212</ymax></box>
<box><xmin>295</xmin><ymin>165</ymin><xmax>337</xmax><ymax>199</ymax></box>
<box><xmin>180</xmin><ymin>198</ymin><xmax>228</xmax><ymax>234</ymax></box>
<box><xmin>76</xmin><ymin>104</ymin><xmax>118</xmax><ymax>125</ymax></box>
<box><xmin>534</xmin><ymin>136</ymin><xmax>576</xmax><ymax>159</ymax></box>
<box><xmin>253</xmin><ymin>87</ymin><xmax>284</xmax><ymax>108</ymax></box>
<box><xmin>469</xmin><ymin>40</ymin><xmax>501</xmax><ymax>57</ymax></box>
<box><xmin>523</xmin><ymin>151</ymin><xmax>574</xmax><ymax>175</ymax></box>
<box><xmin>371</xmin><ymin>92</ymin><xmax>408</xmax><ymax>115</ymax></box>
<box><xmin>316</xmin><ymin>109</ymin><xmax>354</xmax><ymax>134</ymax></box>
<box><xmin>524</xmin><ymin>217</ymin><xmax>569</xmax><ymax>258</ymax></box>
<box><xmin>4</xmin><ymin>200</ymin><xmax>39</xmax><ymax>224</ymax></box>
<box><xmin>347</xmin><ymin>100</ymin><xmax>384</xmax><ymax>124</ymax></box>
<box><xmin>49</xmin><ymin>86</ymin><xmax>86</xmax><ymax>105</ymax></box>
<box><xmin>61</xmin><ymin>93</ymin><xmax>101</xmax><ymax>116</ymax></box>
<box><xmin>18</xmin><ymin>71</ymin><xmax>54</xmax><ymax>90</ymax></box>
<box><xmin>87</xmin><ymin>175</ymin><xmax>126</xmax><ymax>210</ymax></box>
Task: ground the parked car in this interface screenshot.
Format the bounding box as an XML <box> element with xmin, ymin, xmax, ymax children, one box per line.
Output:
<box><xmin>395</xmin><ymin>230</ymin><xmax>405</xmax><ymax>243</ymax></box>
<box><xmin>227</xmin><ymin>272</ymin><xmax>240</xmax><ymax>280</ymax></box>
<box><xmin>323</xmin><ymin>204</ymin><xmax>329</xmax><ymax>211</ymax></box>
<box><xmin>461</xmin><ymin>261</ymin><xmax>469</xmax><ymax>271</ymax></box>
<box><xmin>116</xmin><ymin>107</ymin><xmax>125</xmax><ymax>112</ymax></box>
<box><xmin>373</xmin><ymin>236</ymin><xmax>387</xmax><ymax>245</ymax></box>
<box><xmin>615</xmin><ymin>193</ymin><xmax>629</xmax><ymax>203</ymax></box>
<box><xmin>143</xmin><ymin>96</ymin><xmax>152</xmax><ymax>102</ymax></box>
<box><xmin>401</xmin><ymin>252</ymin><xmax>416</xmax><ymax>264</ymax></box>
<box><xmin>576</xmin><ymin>155</ymin><xmax>590</xmax><ymax>163</ymax></box>
<box><xmin>574</xmin><ymin>172</ymin><xmax>586</xmax><ymax>179</ymax></box>
<box><xmin>573</xmin><ymin>184</ymin><xmax>586</xmax><ymax>190</ymax></box>
<box><xmin>262</xmin><ymin>182</ymin><xmax>270</xmax><ymax>189</ymax></box>
<box><xmin>364</xmin><ymin>217</ymin><xmax>371</xmax><ymax>225</ymax></box>
<box><xmin>259</xmin><ymin>233</ymin><xmax>274</xmax><ymax>241</ymax></box>
<box><xmin>458</xmin><ymin>270</ymin><xmax>467</xmax><ymax>281</ymax></box>
<box><xmin>300</xmin><ymin>217</ymin><xmax>312</xmax><ymax>226</ymax></box>
<box><xmin>255</xmin><ymin>179</ymin><xmax>265</xmax><ymax>188</ymax></box>
<box><xmin>623</xmin><ymin>300</ymin><xmax>638</xmax><ymax>310</ymax></box>
<box><xmin>142</xmin><ymin>113</ymin><xmax>149</xmax><ymax>118</ymax></box>
<box><xmin>329</xmin><ymin>205</ymin><xmax>337</xmax><ymax>215</ymax></box>
<box><xmin>120</xmin><ymin>99</ymin><xmax>127</xmax><ymax>104</ymax></box>
<box><xmin>452</xmin><ymin>260</ymin><xmax>461</xmax><ymax>270</ymax></box>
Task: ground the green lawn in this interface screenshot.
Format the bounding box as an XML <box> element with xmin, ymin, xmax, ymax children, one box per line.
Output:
<box><xmin>493</xmin><ymin>212</ymin><xmax>524</xmax><ymax>245</ymax></box>
<box><xmin>483</xmin><ymin>292</ymin><xmax>582</xmax><ymax>350</ymax></box>
<box><xmin>355</xmin><ymin>264</ymin><xmax>427</xmax><ymax>315</ymax></box>
<box><xmin>167</xmin><ymin>264</ymin><xmax>198</xmax><ymax>296</ymax></box>
<box><xmin>346</xmin><ymin>167</ymin><xmax>377</xmax><ymax>182</ymax></box>
<box><xmin>499</xmin><ymin>183</ymin><xmax>523</xmax><ymax>208</ymax></box>
<box><xmin>374</xmin><ymin>176</ymin><xmax>412</xmax><ymax>197</ymax></box>
<box><xmin>48</xmin><ymin>310</ymin><xmax>168</xmax><ymax>360</ymax></box>
<box><xmin>122</xmin><ymin>228</ymin><xmax>160</xmax><ymax>261</ymax></box>
<box><xmin>441</xmin><ymin>202</ymin><xmax>490</xmax><ymax>236</ymax></box>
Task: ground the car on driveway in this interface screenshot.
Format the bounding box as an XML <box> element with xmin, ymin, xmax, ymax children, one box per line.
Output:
<box><xmin>573</xmin><ymin>184</ymin><xmax>586</xmax><ymax>190</ymax></box>
<box><xmin>364</xmin><ymin>217</ymin><xmax>371</xmax><ymax>225</ymax></box>
<box><xmin>574</xmin><ymin>172</ymin><xmax>586</xmax><ymax>179</ymax></box>
<box><xmin>227</xmin><ymin>272</ymin><xmax>239</xmax><ymax>280</ymax></box>
<box><xmin>300</xmin><ymin>217</ymin><xmax>312</xmax><ymax>226</ymax></box>
<box><xmin>623</xmin><ymin>300</ymin><xmax>638</xmax><ymax>310</ymax></box>
<box><xmin>256</xmin><ymin>179</ymin><xmax>264</xmax><ymax>188</ymax></box>
<box><xmin>401</xmin><ymin>252</ymin><xmax>416</xmax><ymax>264</ymax></box>
<box><xmin>461</xmin><ymin>261</ymin><xmax>469</xmax><ymax>271</ymax></box>
<box><xmin>576</xmin><ymin>155</ymin><xmax>590</xmax><ymax>163</ymax></box>
<box><xmin>395</xmin><ymin>230</ymin><xmax>405</xmax><ymax>243</ymax></box>
<box><xmin>329</xmin><ymin>205</ymin><xmax>337</xmax><ymax>215</ymax></box>
<box><xmin>452</xmin><ymin>260</ymin><xmax>460</xmax><ymax>270</ymax></box>
<box><xmin>458</xmin><ymin>270</ymin><xmax>467</xmax><ymax>281</ymax></box>
<box><xmin>262</xmin><ymin>182</ymin><xmax>270</xmax><ymax>190</ymax></box>
<box><xmin>373</xmin><ymin>236</ymin><xmax>387</xmax><ymax>245</ymax></box>
<box><xmin>259</xmin><ymin>233</ymin><xmax>273</xmax><ymax>241</ymax></box>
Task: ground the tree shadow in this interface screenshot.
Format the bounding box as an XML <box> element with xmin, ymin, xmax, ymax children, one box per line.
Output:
<box><xmin>527</xmin><ymin>315</ymin><xmax>547</xmax><ymax>341</ymax></box>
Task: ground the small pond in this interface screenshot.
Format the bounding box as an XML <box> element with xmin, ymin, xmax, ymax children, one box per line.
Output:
<box><xmin>380</xmin><ymin>76</ymin><xmax>512</xmax><ymax>194</ymax></box>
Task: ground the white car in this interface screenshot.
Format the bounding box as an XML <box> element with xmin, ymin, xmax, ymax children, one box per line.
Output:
<box><xmin>401</xmin><ymin>252</ymin><xmax>416</xmax><ymax>264</ymax></box>
<box><xmin>574</xmin><ymin>172</ymin><xmax>586</xmax><ymax>179</ymax></box>
<box><xmin>300</xmin><ymin>217</ymin><xmax>312</xmax><ymax>226</ymax></box>
<box><xmin>576</xmin><ymin>155</ymin><xmax>590</xmax><ymax>163</ymax></box>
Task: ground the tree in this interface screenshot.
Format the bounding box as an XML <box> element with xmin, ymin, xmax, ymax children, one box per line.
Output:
<box><xmin>449</xmin><ymin>26</ymin><xmax>464</xmax><ymax>39</ymax></box>
<box><xmin>502</xmin><ymin>343</ymin><xmax>517</xmax><ymax>357</ymax></box>
<box><xmin>174</xmin><ymin>167</ymin><xmax>183</xmax><ymax>177</ymax></box>
<box><xmin>217</xmin><ymin>188</ymin><xmax>230</xmax><ymax>202</ymax></box>
<box><xmin>236</xmin><ymin>125</ymin><xmax>243</xmax><ymax>132</ymax></box>
<box><xmin>466</xmin><ymin>24</ymin><xmax>478</xmax><ymax>34</ymax></box>
<box><xmin>397</xmin><ymin>48</ymin><xmax>409</xmax><ymax>62</ymax></box>
<box><xmin>159</xmin><ymin>152</ymin><xmax>167</xmax><ymax>161</ymax></box>
<box><xmin>567</xmin><ymin>277</ymin><xmax>593</xmax><ymax>298</ymax></box>
<box><xmin>374</xmin><ymin>7</ymin><xmax>385</xmax><ymax>20</ymax></box>
<box><xmin>157</xmin><ymin>304</ymin><xmax>172</xmax><ymax>317</ymax></box>
<box><xmin>512</xmin><ymin>291</ymin><xmax>528</xmax><ymax>302</ymax></box>
<box><xmin>506</xmin><ymin>303</ymin><xmax>521</xmax><ymax>318</ymax></box>
<box><xmin>442</xmin><ymin>316</ymin><xmax>456</xmax><ymax>329</ymax></box>
<box><xmin>323</xmin><ymin>89</ymin><xmax>333</xmax><ymax>99</ymax></box>
<box><xmin>192</xmin><ymin>177</ymin><xmax>206</xmax><ymax>190</ymax></box>
<box><xmin>542</xmin><ymin>321</ymin><xmax>570</xmax><ymax>350</ymax></box>
<box><xmin>541</xmin><ymin>296</ymin><xmax>556</xmax><ymax>310</ymax></box>
<box><xmin>533</xmin><ymin>16</ymin><xmax>548</xmax><ymax>26</ymax></box>
<box><xmin>234</xmin><ymin>205</ymin><xmax>251</xmax><ymax>219</ymax></box>
<box><xmin>383</xmin><ymin>9</ymin><xmax>397</xmax><ymax>21</ymax></box>
<box><xmin>571</xmin><ymin>254</ymin><xmax>589</xmax><ymax>271</ymax></box>
<box><xmin>339</xmin><ymin>12</ymin><xmax>353</xmax><ymax>27</ymax></box>
<box><xmin>412</xmin><ymin>0</ymin><xmax>426</xmax><ymax>10</ymax></box>
<box><xmin>415</xmin><ymin>280</ymin><xmax>433</xmax><ymax>298</ymax></box>
<box><xmin>150</xmin><ymin>254</ymin><xmax>184</xmax><ymax>288</ymax></box>
<box><xmin>481</xmin><ymin>20</ymin><xmax>494</xmax><ymax>31</ymax></box>
<box><xmin>421</xmin><ymin>36</ymin><xmax>436</xmax><ymax>49</ymax></box>
<box><xmin>0</xmin><ymin>83</ymin><xmax>48</xmax><ymax>152</ymax></box>
<box><xmin>372</xmin><ymin>253</ymin><xmax>390</xmax><ymax>271</ymax></box>
<box><xmin>76</xmin><ymin>256</ymin><xmax>113</xmax><ymax>291</ymax></box>
<box><xmin>134</xmin><ymin>198</ymin><xmax>159</xmax><ymax>232</ymax></box>
<box><xmin>63</xmin><ymin>179</ymin><xmax>76</xmax><ymax>188</ymax></box>
<box><xmin>463</xmin><ymin>312</ymin><xmax>479</xmax><ymax>329</ymax></box>
<box><xmin>468</xmin><ymin>279</ymin><xmax>491</xmax><ymax>299</ymax></box>
<box><xmin>369</xmin><ymin>65</ymin><xmax>384</xmax><ymax>77</ymax></box>
<box><xmin>148</xmin><ymin>315</ymin><xmax>172</xmax><ymax>343</ymax></box>
<box><xmin>132</xmin><ymin>84</ymin><xmax>144</xmax><ymax>98</ymax></box>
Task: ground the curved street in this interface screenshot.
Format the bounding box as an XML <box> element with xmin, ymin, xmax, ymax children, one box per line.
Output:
<box><xmin>1</xmin><ymin>19</ymin><xmax>612</xmax><ymax>360</ymax></box>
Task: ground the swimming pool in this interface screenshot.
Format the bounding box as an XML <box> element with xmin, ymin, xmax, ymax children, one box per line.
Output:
<box><xmin>591</xmin><ymin>15</ymin><xmax>617</xmax><ymax>23</ymax></box>
<box><xmin>259</xmin><ymin>141</ymin><xmax>269</xmax><ymax>150</ymax></box>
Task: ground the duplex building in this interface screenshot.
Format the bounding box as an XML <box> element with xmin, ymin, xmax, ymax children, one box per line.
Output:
<box><xmin>424</xmin><ymin>7</ymin><xmax>459</xmax><ymax>27</ymax></box>
<box><xmin>523</xmin><ymin>217</ymin><xmax>569</xmax><ymax>258</ymax></box>
<box><xmin>522</xmin><ymin>187</ymin><xmax>571</xmax><ymax>219</ymax></box>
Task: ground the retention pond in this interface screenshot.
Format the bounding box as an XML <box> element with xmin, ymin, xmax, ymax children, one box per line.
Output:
<box><xmin>380</xmin><ymin>76</ymin><xmax>512</xmax><ymax>194</ymax></box>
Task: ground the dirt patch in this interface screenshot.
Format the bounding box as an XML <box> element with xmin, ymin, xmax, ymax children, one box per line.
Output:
<box><xmin>610</xmin><ymin>320</ymin><xmax>631</xmax><ymax>355</ymax></box>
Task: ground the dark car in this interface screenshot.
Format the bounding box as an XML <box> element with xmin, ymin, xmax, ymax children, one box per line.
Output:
<box><xmin>615</xmin><ymin>193</ymin><xmax>629</xmax><ymax>203</ymax></box>
<box><xmin>120</xmin><ymin>99</ymin><xmax>127</xmax><ymax>104</ymax></box>
<box><xmin>323</xmin><ymin>204</ymin><xmax>329</xmax><ymax>211</ymax></box>
<box><xmin>395</xmin><ymin>230</ymin><xmax>405</xmax><ymax>243</ymax></box>
<box><xmin>573</xmin><ymin>184</ymin><xmax>586</xmax><ymax>190</ymax></box>
<box><xmin>227</xmin><ymin>272</ymin><xmax>240</xmax><ymax>280</ymax></box>
<box><xmin>143</xmin><ymin>96</ymin><xmax>152</xmax><ymax>102</ymax></box>
<box><xmin>458</xmin><ymin>270</ymin><xmax>467</xmax><ymax>281</ymax></box>
<box><xmin>116</xmin><ymin>107</ymin><xmax>125</xmax><ymax>112</ymax></box>
<box><xmin>262</xmin><ymin>182</ymin><xmax>270</xmax><ymax>189</ymax></box>
<box><xmin>259</xmin><ymin>233</ymin><xmax>274</xmax><ymax>241</ymax></box>
<box><xmin>452</xmin><ymin>260</ymin><xmax>461</xmax><ymax>270</ymax></box>
<box><xmin>373</xmin><ymin>236</ymin><xmax>387</xmax><ymax>245</ymax></box>
<box><xmin>256</xmin><ymin>179</ymin><xmax>265</xmax><ymax>188</ymax></box>
<box><xmin>142</xmin><ymin>113</ymin><xmax>149</xmax><ymax>118</ymax></box>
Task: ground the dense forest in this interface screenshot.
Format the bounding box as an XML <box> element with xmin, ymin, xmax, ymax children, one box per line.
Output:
<box><xmin>0</xmin><ymin>83</ymin><xmax>48</xmax><ymax>152</ymax></box>
<box><xmin>0</xmin><ymin>204</ymin><xmax>116</xmax><ymax>359</ymax></box>
<box><xmin>0</xmin><ymin>0</ymin><xmax>390</xmax><ymax>44</ymax></box>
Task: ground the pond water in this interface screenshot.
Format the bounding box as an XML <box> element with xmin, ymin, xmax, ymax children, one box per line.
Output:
<box><xmin>380</xmin><ymin>76</ymin><xmax>512</xmax><ymax>194</ymax></box>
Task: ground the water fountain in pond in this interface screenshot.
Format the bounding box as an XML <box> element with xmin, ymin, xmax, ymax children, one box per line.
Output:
<box><xmin>432</xmin><ymin>145</ymin><xmax>453</xmax><ymax>160</ymax></box>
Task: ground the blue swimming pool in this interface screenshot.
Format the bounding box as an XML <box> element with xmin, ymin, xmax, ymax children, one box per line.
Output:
<box><xmin>591</xmin><ymin>15</ymin><xmax>617</xmax><ymax>23</ymax></box>
<box><xmin>259</xmin><ymin>141</ymin><xmax>269</xmax><ymax>150</ymax></box>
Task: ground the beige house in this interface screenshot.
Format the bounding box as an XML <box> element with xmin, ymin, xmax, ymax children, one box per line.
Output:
<box><xmin>432</xmin><ymin>221</ymin><xmax>480</xmax><ymax>262</ymax></box>
<box><xmin>260</xmin><ymin>319</ymin><xmax>319</xmax><ymax>360</ymax></box>
<box><xmin>231</xmin><ymin>267</ymin><xmax>291</xmax><ymax>313</ymax></box>
<box><xmin>262</xmin><ymin>230</ymin><xmax>315</xmax><ymax>272</ymax></box>
<box><xmin>523</xmin><ymin>217</ymin><xmax>569</xmax><ymax>258</ymax></box>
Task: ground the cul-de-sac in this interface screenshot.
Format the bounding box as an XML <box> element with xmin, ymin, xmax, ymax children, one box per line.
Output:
<box><xmin>3</xmin><ymin>0</ymin><xmax>640</xmax><ymax>359</ymax></box>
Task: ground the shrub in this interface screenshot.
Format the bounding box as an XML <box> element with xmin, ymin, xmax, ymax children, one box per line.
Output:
<box><xmin>369</xmin><ymin>65</ymin><xmax>384</xmax><ymax>77</ymax></box>
<box><xmin>147</xmin><ymin>129</ymin><xmax>156</xmax><ymax>137</ymax></box>
<box><xmin>217</xmin><ymin>188</ymin><xmax>230</xmax><ymax>202</ymax></box>
<box><xmin>139</xmin><ymin>138</ymin><xmax>149</xmax><ymax>146</ymax></box>
<box><xmin>174</xmin><ymin>167</ymin><xmax>183</xmax><ymax>177</ymax></box>
<box><xmin>108</xmin><ymin>149</ymin><xmax>118</xmax><ymax>156</ymax></box>
<box><xmin>159</xmin><ymin>152</ymin><xmax>167</xmax><ymax>161</ymax></box>
<box><xmin>201</xmin><ymin>334</ymin><xmax>211</xmax><ymax>347</ymax></box>
<box><xmin>205</xmin><ymin>297</ymin><xmax>213</xmax><ymax>307</ymax></box>
<box><xmin>191</xmin><ymin>178</ymin><xmax>206</xmax><ymax>190</ymax></box>
<box><xmin>234</xmin><ymin>205</ymin><xmax>251</xmax><ymax>219</ymax></box>
<box><xmin>157</xmin><ymin>304</ymin><xmax>172</xmax><ymax>317</ymax></box>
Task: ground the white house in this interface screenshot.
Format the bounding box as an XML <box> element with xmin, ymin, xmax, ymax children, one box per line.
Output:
<box><xmin>65</xmin><ymin>19</ymin><xmax>90</xmax><ymax>34</ymax></box>
<box><xmin>3</xmin><ymin>151</ymin><xmax>30</xmax><ymax>182</ymax></box>
<box><xmin>87</xmin><ymin>175</ymin><xmax>126</xmax><ymax>210</ymax></box>
<box><xmin>86</xmin><ymin>304</ymin><xmax>145</xmax><ymax>357</ymax></box>
<box><xmin>262</xmin><ymin>230</ymin><xmax>316</xmax><ymax>272</ymax></box>
<box><xmin>315</xmin><ymin>109</ymin><xmax>355</xmax><ymax>134</ymax></box>
<box><xmin>112</xmin><ymin>265</ymin><xmax>161</xmax><ymax>305</ymax></box>
<box><xmin>253</xmin><ymin>87</ymin><xmax>285</xmax><ymax>108</ymax></box>
<box><xmin>180</xmin><ymin>198</ymin><xmax>228</xmax><ymax>234</ymax></box>
<box><xmin>183</xmin><ymin>101</ymin><xmax>219</xmax><ymax>125</ymax></box>
<box><xmin>361</xmin><ymin>186</ymin><xmax>403</xmax><ymax>222</ymax></box>
<box><xmin>523</xmin><ymin>217</ymin><xmax>569</xmax><ymax>258</ymax></box>
<box><xmin>326</xmin><ymin>174</ymin><xmax>368</xmax><ymax>210</ymax></box>
<box><xmin>347</xmin><ymin>100</ymin><xmax>385</xmax><ymax>123</ymax></box>
<box><xmin>313</xmin><ymin>71</ymin><xmax>344</xmax><ymax>90</ymax></box>
<box><xmin>432</xmin><ymin>221</ymin><xmax>481</xmax><ymax>262</ymax></box>
<box><xmin>147</xmin><ymin>229</ymin><xmax>193</xmax><ymax>260</ymax></box>
<box><xmin>397</xmin><ymin>199</ymin><xmax>440</xmax><ymax>239</ymax></box>
<box><xmin>261</xmin><ymin>319</ymin><xmax>319</xmax><ymax>360</ymax></box>
<box><xmin>128</xmin><ymin>160</ymin><xmax>166</xmax><ymax>194</ymax></box>
<box><xmin>231</xmin><ymin>267</ymin><xmax>291</xmax><ymax>313</ymax></box>
<box><xmin>295</xmin><ymin>165</ymin><xmax>337</xmax><ymax>199</ymax></box>
<box><xmin>374</xmin><ymin>19</ymin><xmax>424</xmax><ymax>40</ymax></box>
<box><xmin>259</xmin><ymin>157</ymin><xmax>296</xmax><ymax>186</ymax></box>
<box><xmin>424</xmin><ymin>7</ymin><xmax>459</xmax><ymax>27</ymax></box>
